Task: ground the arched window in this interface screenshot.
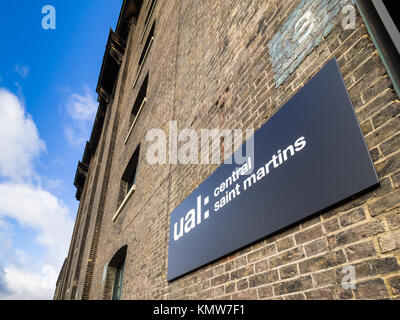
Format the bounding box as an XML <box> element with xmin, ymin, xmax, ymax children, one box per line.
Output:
<box><xmin>103</xmin><ymin>245</ymin><xmax>127</xmax><ymax>300</ymax></box>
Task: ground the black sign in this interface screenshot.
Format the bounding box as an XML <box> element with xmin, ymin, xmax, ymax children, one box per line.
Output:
<box><xmin>167</xmin><ymin>59</ymin><xmax>379</xmax><ymax>281</ymax></box>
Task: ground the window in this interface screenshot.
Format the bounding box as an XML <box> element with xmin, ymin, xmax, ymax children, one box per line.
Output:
<box><xmin>103</xmin><ymin>246</ymin><xmax>127</xmax><ymax>300</ymax></box>
<box><xmin>374</xmin><ymin>0</ymin><xmax>400</xmax><ymax>55</ymax></box>
<box><xmin>133</xmin><ymin>21</ymin><xmax>155</xmax><ymax>88</ymax></box>
<box><xmin>71</xmin><ymin>286</ymin><xmax>78</xmax><ymax>300</ymax></box>
<box><xmin>125</xmin><ymin>74</ymin><xmax>148</xmax><ymax>144</ymax></box>
<box><xmin>357</xmin><ymin>0</ymin><xmax>400</xmax><ymax>97</ymax></box>
<box><xmin>122</xmin><ymin>145</ymin><xmax>140</xmax><ymax>196</ymax></box>
<box><xmin>140</xmin><ymin>0</ymin><xmax>157</xmax><ymax>43</ymax></box>
<box><xmin>139</xmin><ymin>22</ymin><xmax>155</xmax><ymax>66</ymax></box>
<box><xmin>383</xmin><ymin>0</ymin><xmax>400</xmax><ymax>30</ymax></box>
<box><xmin>113</xmin><ymin>145</ymin><xmax>140</xmax><ymax>222</ymax></box>
<box><xmin>112</xmin><ymin>261</ymin><xmax>125</xmax><ymax>300</ymax></box>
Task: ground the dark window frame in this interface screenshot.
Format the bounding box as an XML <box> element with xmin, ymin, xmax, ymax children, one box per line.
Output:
<box><xmin>105</xmin><ymin>245</ymin><xmax>127</xmax><ymax>300</ymax></box>
<box><xmin>375</xmin><ymin>0</ymin><xmax>400</xmax><ymax>55</ymax></box>
<box><xmin>138</xmin><ymin>21</ymin><xmax>155</xmax><ymax>66</ymax></box>
<box><xmin>125</xmin><ymin>75</ymin><xmax>149</xmax><ymax>145</ymax></box>
<box><xmin>112</xmin><ymin>261</ymin><xmax>125</xmax><ymax>300</ymax></box>
<box><xmin>130</xmin><ymin>74</ymin><xmax>148</xmax><ymax>127</ymax></box>
<box><xmin>140</xmin><ymin>0</ymin><xmax>157</xmax><ymax>43</ymax></box>
<box><xmin>122</xmin><ymin>144</ymin><xmax>140</xmax><ymax>197</ymax></box>
<box><xmin>113</xmin><ymin>145</ymin><xmax>141</xmax><ymax>222</ymax></box>
<box><xmin>132</xmin><ymin>21</ymin><xmax>155</xmax><ymax>90</ymax></box>
<box><xmin>356</xmin><ymin>0</ymin><xmax>400</xmax><ymax>98</ymax></box>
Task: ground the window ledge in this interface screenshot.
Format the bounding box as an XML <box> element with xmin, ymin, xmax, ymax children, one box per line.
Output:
<box><xmin>140</xmin><ymin>0</ymin><xmax>157</xmax><ymax>44</ymax></box>
<box><xmin>132</xmin><ymin>37</ymin><xmax>154</xmax><ymax>89</ymax></box>
<box><xmin>112</xmin><ymin>185</ymin><xmax>136</xmax><ymax>222</ymax></box>
<box><xmin>124</xmin><ymin>98</ymin><xmax>147</xmax><ymax>145</ymax></box>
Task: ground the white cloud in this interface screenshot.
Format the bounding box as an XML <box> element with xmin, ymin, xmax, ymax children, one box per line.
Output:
<box><xmin>0</xmin><ymin>182</ymin><xmax>73</xmax><ymax>300</ymax></box>
<box><xmin>0</xmin><ymin>88</ymin><xmax>73</xmax><ymax>299</ymax></box>
<box><xmin>0</xmin><ymin>263</ymin><xmax>11</xmax><ymax>297</ymax></box>
<box><xmin>0</xmin><ymin>88</ymin><xmax>45</xmax><ymax>181</ymax></box>
<box><xmin>0</xmin><ymin>264</ymin><xmax>58</xmax><ymax>300</ymax></box>
<box><xmin>0</xmin><ymin>217</ymin><xmax>13</xmax><ymax>253</ymax></box>
<box><xmin>43</xmin><ymin>177</ymin><xmax>64</xmax><ymax>191</ymax></box>
<box><xmin>0</xmin><ymin>183</ymin><xmax>72</xmax><ymax>261</ymax></box>
<box><xmin>63</xmin><ymin>86</ymin><xmax>98</xmax><ymax>148</ymax></box>
<box><xmin>64</xmin><ymin>125</ymin><xmax>86</xmax><ymax>147</ymax></box>
<box><xmin>14</xmin><ymin>65</ymin><xmax>29</xmax><ymax>80</ymax></box>
<box><xmin>67</xmin><ymin>86</ymin><xmax>98</xmax><ymax>121</ymax></box>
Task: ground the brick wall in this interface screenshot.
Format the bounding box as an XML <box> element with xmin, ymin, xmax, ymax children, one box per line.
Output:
<box><xmin>58</xmin><ymin>0</ymin><xmax>400</xmax><ymax>300</ymax></box>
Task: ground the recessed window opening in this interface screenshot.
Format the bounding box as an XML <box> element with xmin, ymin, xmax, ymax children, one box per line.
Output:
<box><xmin>140</xmin><ymin>0</ymin><xmax>157</xmax><ymax>43</ymax></box>
<box><xmin>139</xmin><ymin>21</ymin><xmax>155</xmax><ymax>66</ymax></box>
<box><xmin>132</xmin><ymin>21</ymin><xmax>155</xmax><ymax>89</ymax></box>
<box><xmin>112</xmin><ymin>261</ymin><xmax>125</xmax><ymax>300</ymax></box>
<box><xmin>105</xmin><ymin>245</ymin><xmax>127</xmax><ymax>300</ymax></box>
<box><xmin>113</xmin><ymin>145</ymin><xmax>140</xmax><ymax>222</ymax></box>
<box><xmin>125</xmin><ymin>74</ymin><xmax>148</xmax><ymax>144</ymax></box>
<box><xmin>131</xmin><ymin>74</ymin><xmax>148</xmax><ymax>125</ymax></box>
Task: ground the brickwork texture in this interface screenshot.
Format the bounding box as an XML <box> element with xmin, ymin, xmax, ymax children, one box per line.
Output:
<box><xmin>56</xmin><ymin>0</ymin><xmax>400</xmax><ymax>300</ymax></box>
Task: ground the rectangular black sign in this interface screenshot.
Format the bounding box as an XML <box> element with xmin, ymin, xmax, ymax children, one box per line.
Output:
<box><xmin>167</xmin><ymin>59</ymin><xmax>379</xmax><ymax>281</ymax></box>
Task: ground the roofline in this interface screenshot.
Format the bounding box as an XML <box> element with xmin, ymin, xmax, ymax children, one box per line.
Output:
<box><xmin>72</xmin><ymin>0</ymin><xmax>144</xmax><ymax>201</ymax></box>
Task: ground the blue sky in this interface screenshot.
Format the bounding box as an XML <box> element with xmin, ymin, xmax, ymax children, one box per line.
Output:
<box><xmin>0</xmin><ymin>1</ymin><xmax>123</xmax><ymax>299</ymax></box>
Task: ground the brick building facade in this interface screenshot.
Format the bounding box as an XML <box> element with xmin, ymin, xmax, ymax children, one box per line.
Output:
<box><xmin>54</xmin><ymin>0</ymin><xmax>400</xmax><ymax>300</ymax></box>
